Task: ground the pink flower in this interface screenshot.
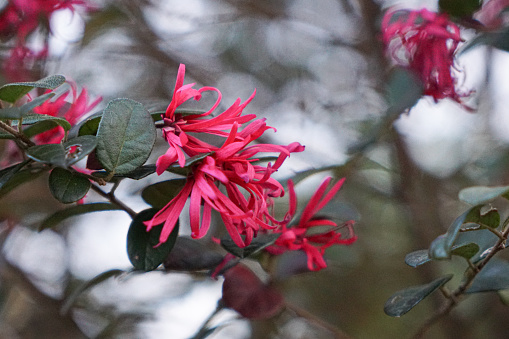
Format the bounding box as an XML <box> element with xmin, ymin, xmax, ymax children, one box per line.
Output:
<box><xmin>381</xmin><ymin>8</ymin><xmax>471</xmax><ymax>107</ymax></box>
<box><xmin>2</xmin><ymin>44</ymin><xmax>47</xmax><ymax>82</ymax></box>
<box><xmin>156</xmin><ymin>64</ymin><xmax>257</xmax><ymax>171</ymax></box>
<box><xmin>33</xmin><ymin>81</ymin><xmax>102</xmax><ymax>144</ymax></box>
<box><xmin>266</xmin><ymin>177</ymin><xmax>357</xmax><ymax>271</ymax></box>
<box><xmin>146</xmin><ymin>118</ymin><xmax>305</xmax><ymax>248</ymax></box>
<box><xmin>0</xmin><ymin>0</ymin><xmax>92</xmax><ymax>42</ymax></box>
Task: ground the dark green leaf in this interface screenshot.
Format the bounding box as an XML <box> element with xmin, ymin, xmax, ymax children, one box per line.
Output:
<box><xmin>26</xmin><ymin>135</ymin><xmax>97</xmax><ymax>168</ymax></box>
<box><xmin>405</xmin><ymin>250</ymin><xmax>431</xmax><ymax>268</ymax></box>
<box><xmin>141</xmin><ymin>179</ymin><xmax>187</xmax><ymax>209</ymax></box>
<box><xmin>61</xmin><ymin>269</ymin><xmax>124</xmax><ymax>314</ymax></box>
<box><xmin>93</xmin><ymin>165</ymin><xmax>156</xmax><ymax>180</ymax></box>
<box><xmin>163</xmin><ymin>237</ymin><xmax>224</xmax><ymax>271</ymax></box>
<box><xmin>68</xmin><ymin>110</ymin><xmax>103</xmax><ymax>138</ymax></box>
<box><xmin>385</xmin><ymin>67</ymin><xmax>423</xmax><ymax>117</ymax></box>
<box><xmin>467</xmin><ymin>258</ymin><xmax>509</xmax><ymax>293</ymax></box>
<box><xmin>0</xmin><ymin>92</ymin><xmax>55</xmax><ymax>119</ymax></box>
<box><xmin>0</xmin><ymin>160</ymin><xmax>29</xmax><ymax>189</ymax></box>
<box><xmin>127</xmin><ymin>208</ymin><xmax>179</xmax><ymax>271</ymax></box>
<box><xmin>0</xmin><ymin>75</ymin><xmax>65</xmax><ymax>103</ymax></box>
<box><xmin>0</xmin><ymin>130</ymin><xmax>14</xmax><ymax>139</ymax></box>
<box><xmin>459</xmin><ymin>185</ymin><xmax>509</xmax><ymax>205</ymax></box>
<box><xmin>465</xmin><ymin>205</ymin><xmax>500</xmax><ymax>229</ymax></box>
<box><xmin>384</xmin><ymin>275</ymin><xmax>453</xmax><ymax>317</ymax></box>
<box><xmin>0</xmin><ymin>166</ymin><xmax>47</xmax><ymax>198</ymax></box>
<box><xmin>439</xmin><ymin>0</ymin><xmax>481</xmax><ymax>18</ymax></box>
<box><xmin>454</xmin><ymin>229</ymin><xmax>499</xmax><ymax>263</ymax></box>
<box><xmin>429</xmin><ymin>207</ymin><xmax>475</xmax><ymax>260</ymax></box>
<box><xmin>451</xmin><ymin>242</ymin><xmax>480</xmax><ymax>260</ymax></box>
<box><xmin>22</xmin><ymin>114</ymin><xmax>72</xmax><ymax>138</ymax></box>
<box><xmin>151</xmin><ymin>108</ymin><xmax>206</xmax><ymax>122</ymax></box>
<box><xmin>95</xmin><ymin>98</ymin><xmax>156</xmax><ymax>175</ymax></box>
<box><xmin>39</xmin><ymin>203</ymin><xmax>123</xmax><ymax>231</ymax></box>
<box><xmin>166</xmin><ymin>152</ymin><xmax>214</xmax><ymax>176</ymax></box>
<box><xmin>221</xmin><ymin>233</ymin><xmax>280</xmax><ymax>259</ymax></box>
<box><xmin>49</xmin><ymin>168</ymin><xmax>91</xmax><ymax>204</ymax></box>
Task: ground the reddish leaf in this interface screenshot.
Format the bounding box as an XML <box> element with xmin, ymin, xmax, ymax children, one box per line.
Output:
<box><xmin>222</xmin><ymin>264</ymin><xmax>284</xmax><ymax>319</ymax></box>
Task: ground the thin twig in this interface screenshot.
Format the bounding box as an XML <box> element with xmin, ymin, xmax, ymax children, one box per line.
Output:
<box><xmin>90</xmin><ymin>184</ymin><xmax>137</xmax><ymax>219</ymax></box>
<box><xmin>285</xmin><ymin>301</ymin><xmax>352</xmax><ymax>339</ymax></box>
<box><xmin>413</xmin><ymin>218</ymin><xmax>509</xmax><ymax>338</ymax></box>
<box><xmin>0</xmin><ymin>120</ymin><xmax>35</xmax><ymax>148</ymax></box>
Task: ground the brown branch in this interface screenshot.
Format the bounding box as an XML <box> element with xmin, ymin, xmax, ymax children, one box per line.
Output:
<box><xmin>0</xmin><ymin>120</ymin><xmax>35</xmax><ymax>148</ymax></box>
<box><xmin>90</xmin><ymin>184</ymin><xmax>137</xmax><ymax>219</ymax></box>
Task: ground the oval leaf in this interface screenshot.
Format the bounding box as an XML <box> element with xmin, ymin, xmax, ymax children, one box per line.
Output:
<box><xmin>221</xmin><ymin>233</ymin><xmax>280</xmax><ymax>259</ymax></box>
<box><xmin>39</xmin><ymin>202</ymin><xmax>123</xmax><ymax>231</ymax></box>
<box><xmin>26</xmin><ymin>135</ymin><xmax>97</xmax><ymax>168</ymax></box>
<box><xmin>429</xmin><ymin>207</ymin><xmax>475</xmax><ymax>260</ymax></box>
<box><xmin>451</xmin><ymin>242</ymin><xmax>480</xmax><ymax>260</ymax></box>
<box><xmin>467</xmin><ymin>258</ymin><xmax>509</xmax><ymax>293</ymax></box>
<box><xmin>0</xmin><ymin>92</ymin><xmax>55</xmax><ymax>119</ymax></box>
<box><xmin>0</xmin><ymin>160</ymin><xmax>30</xmax><ymax>189</ymax></box>
<box><xmin>22</xmin><ymin>114</ymin><xmax>72</xmax><ymax>138</ymax></box>
<box><xmin>405</xmin><ymin>250</ymin><xmax>431</xmax><ymax>268</ymax></box>
<box><xmin>459</xmin><ymin>185</ymin><xmax>509</xmax><ymax>205</ymax></box>
<box><xmin>0</xmin><ymin>75</ymin><xmax>65</xmax><ymax>103</ymax></box>
<box><xmin>384</xmin><ymin>275</ymin><xmax>453</xmax><ymax>317</ymax></box>
<box><xmin>95</xmin><ymin>98</ymin><xmax>156</xmax><ymax>175</ymax></box>
<box><xmin>127</xmin><ymin>208</ymin><xmax>179</xmax><ymax>271</ymax></box>
<box><xmin>0</xmin><ymin>167</ymin><xmax>47</xmax><ymax>198</ymax></box>
<box><xmin>385</xmin><ymin>67</ymin><xmax>423</xmax><ymax>117</ymax></box>
<box><xmin>49</xmin><ymin>168</ymin><xmax>91</xmax><ymax>204</ymax></box>
<box><xmin>141</xmin><ymin>179</ymin><xmax>187</xmax><ymax>209</ymax></box>
<box><xmin>163</xmin><ymin>237</ymin><xmax>224</xmax><ymax>271</ymax></box>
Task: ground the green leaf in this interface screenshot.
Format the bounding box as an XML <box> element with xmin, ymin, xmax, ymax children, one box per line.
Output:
<box><xmin>384</xmin><ymin>275</ymin><xmax>453</xmax><ymax>317</ymax></box>
<box><xmin>61</xmin><ymin>269</ymin><xmax>124</xmax><ymax>315</ymax></box>
<box><xmin>163</xmin><ymin>237</ymin><xmax>224</xmax><ymax>271</ymax></box>
<box><xmin>127</xmin><ymin>208</ymin><xmax>179</xmax><ymax>271</ymax></box>
<box><xmin>467</xmin><ymin>258</ymin><xmax>509</xmax><ymax>293</ymax></box>
<box><xmin>0</xmin><ymin>160</ymin><xmax>30</xmax><ymax>189</ymax></box>
<box><xmin>459</xmin><ymin>185</ymin><xmax>509</xmax><ymax>205</ymax></box>
<box><xmin>22</xmin><ymin>114</ymin><xmax>72</xmax><ymax>138</ymax></box>
<box><xmin>39</xmin><ymin>202</ymin><xmax>123</xmax><ymax>231</ymax></box>
<box><xmin>465</xmin><ymin>205</ymin><xmax>500</xmax><ymax>229</ymax></box>
<box><xmin>92</xmin><ymin>165</ymin><xmax>156</xmax><ymax>180</ymax></box>
<box><xmin>221</xmin><ymin>233</ymin><xmax>280</xmax><ymax>259</ymax></box>
<box><xmin>166</xmin><ymin>152</ymin><xmax>214</xmax><ymax>176</ymax></box>
<box><xmin>405</xmin><ymin>250</ymin><xmax>431</xmax><ymax>268</ymax></box>
<box><xmin>26</xmin><ymin>135</ymin><xmax>97</xmax><ymax>168</ymax></box>
<box><xmin>68</xmin><ymin>110</ymin><xmax>103</xmax><ymax>138</ymax></box>
<box><xmin>439</xmin><ymin>0</ymin><xmax>481</xmax><ymax>17</ymax></box>
<box><xmin>385</xmin><ymin>67</ymin><xmax>423</xmax><ymax>117</ymax></box>
<box><xmin>0</xmin><ymin>92</ymin><xmax>55</xmax><ymax>119</ymax></box>
<box><xmin>0</xmin><ymin>75</ymin><xmax>66</xmax><ymax>103</ymax></box>
<box><xmin>451</xmin><ymin>242</ymin><xmax>480</xmax><ymax>260</ymax></box>
<box><xmin>95</xmin><ymin>98</ymin><xmax>156</xmax><ymax>175</ymax></box>
<box><xmin>49</xmin><ymin>168</ymin><xmax>91</xmax><ymax>204</ymax></box>
<box><xmin>0</xmin><ymin>166</ymin><xmax>47</xmax><ymax>198</ymax></box>
<box><xmin>141</xmin><ymin>179</ymin><xmax>187</xmax><ymax>209</ymax></box>
<box><xmin>429</xmin><ymin>207</ymin><xmax>475</xmax><ymax>260</ymax></box>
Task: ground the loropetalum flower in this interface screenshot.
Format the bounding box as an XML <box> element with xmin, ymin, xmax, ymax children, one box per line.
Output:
<box><xmin>265</xmin><ymin>177</ymin><xmax>357</xmax><ymax>271</ymax></box>
<box><xmin>33</xmin><ymin>81</ymin><xmax>102</xmax><ymax>144</ymax></box>
<box><xmin>381</xmin><ymin>8</ymin><xmax>471</xmax><ymax>107</ymax></box>
<box><xmin>146</xmin><ymin>64</ymin><xmax>305</xmax><ymax>248</ymax></box>
<box><xmin>0</xmin><ymin>0</ymin><xmax>91</xmax><ymax>42</ymax></box>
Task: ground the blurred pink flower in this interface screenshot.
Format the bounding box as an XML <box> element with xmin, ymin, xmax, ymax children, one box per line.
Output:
<box><xmin>0</xmin><ymin>0</ymin><xmax>92</xmax><ymax>42</ymax></box>
<box><xmin>266</xmin><ymin>177</ymin><xmax>357</xmax><ymax>271</ymax></box>
<box><xmin>381</xmin><ymin>8</ymin><xmax>471</xmax><ymax>107</ymax></box>
<box><xmin>2</xmin><ymin>44</ymin><xmax>47</xmax><ymax>82</ymax></box>
<box><xmin>474</xmin><ymin>0</ymin><xmax>509</xmax><ymax>29</ymax></box>
<box><xmin>33</xmin><ymin>81</ymin><xmax>102</xmax><ymax>144</ymax></box>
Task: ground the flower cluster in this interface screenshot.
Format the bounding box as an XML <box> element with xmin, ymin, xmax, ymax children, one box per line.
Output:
<box><xmin>381</xmin><ymin>8</ymin><xmax>471</xmax><ymax>107</ymax></box>
<box><xmin>0</xmin><ymin>0</ymin><xmax>94</xmax><ymax>81</ymax></box>
<box><xmin>265</xmin><ymin>177</ymin><xmax>357</xmax><ymax>271</ymax></box>
<box><xmin>145</xmin><ymin>64</ymin><xmax>306</xmax><ymax>248</ymax></box>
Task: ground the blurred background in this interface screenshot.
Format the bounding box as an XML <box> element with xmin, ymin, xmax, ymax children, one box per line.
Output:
<box><xmin>2</xmin><ymin>0</ymin><xmax>509</xmax><ymax>338</ymax></box>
